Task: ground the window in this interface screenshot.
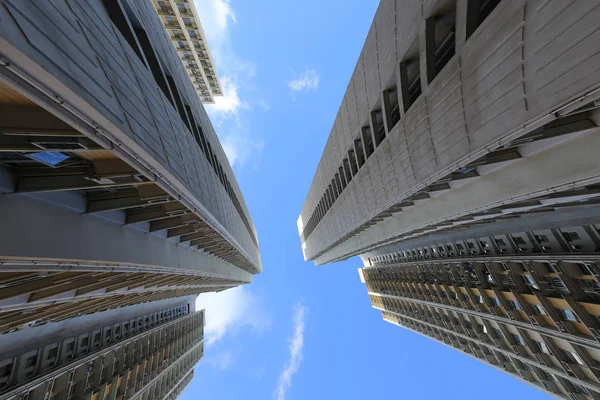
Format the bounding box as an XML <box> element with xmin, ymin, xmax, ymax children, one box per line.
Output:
<box><xmin>535</xmin><ymin>234</ymin><xmax>549</xmax><ymax>243</ymax></box>
<box><xmin>562</xmin><ymin>232</ymin><xmax>580</xmax><ymax>242</ymax></box>
<box><xmin>66</xmin><ymin>342</ymin><xmax>75</xmax><ymax>352</ymax></box>
<box><xmin>564</xmin><ymin>350</ymin><xmax>585</xmax><ymax>365</ymax></box>
<box><xmin>558</xmin><ymin>308</ymin><xmax>579</xmax><ymax>322</ymax></box>
<box><xmin>536</xmin><ymin>341</ymin><xmax>550</xmax><ymax>354</ymax></box>
<box><xmin>81</xmin><ymin>337</ymin><xmax>89</xmax><ymax>347</ymax></box>
<box><xmin>522</xmin><ymin>274</ymin><xmax>539</xmax><ymax>289</ymax></box>
<box><xmin>532</xmin><ymin>303</ymin><xmax>547</xmax><ymax>315</ymax></box>
<box><xmin>25</xmin><ymin>355</ymin><xmax>37</xmax><ymax>368</ymax></box>
<box><xmin>513</xmin><ymin>333</ymin><xmax>525</xmax><ymax>346</ymax></box>
<box><xmin>495</xmin><ymin>238</ymin><xmax>506</xmax><ymax>246</ymax></box>
<box><xmin>93</xmin><ymin>333</ymin><xmax>101</xmax><ymax>343</ymax></box>
<box><xmin>425</xmin><ymin>11</ymin><xmax>456</xmax><ymax>83</ymax></box>
<box><xmin>371</xmin><ymin>109</ymin><xmax>386</xmax><ymax>145</ymax></box>
<box><xmin>476</xmin><ymin>295</ymin><xmax>484</xmax><ymax>304</ymax></box>
<box><xmin>361</xmin><ymin>126</ymin><xmax>374</xmax><ymax>158</ymax></box>
<box><xmin>347</xmin><ymin>150</ymin><xmax>359</xmax><ymax>175</ymax></box>
<box><xmin>466</xmin><ymin>0</ymin><xmax>503</xmax><ymax>39</ymax></box>
<box><xmin>0</xmin><ymin>364</ymin><xmax>12</xmax><ymax>378</ymax></box>
<box><xmin>494</xmin><ymin>328</ymin><xmax>504</xmax><ymax>340</ymax></box>
<box><xmin>342</xmin><ymin>159</ymin><xmax>353</xmax><ymax>183</ymax></box>
<box><xmin>491</xmin><ymin>296</ymin><xmax>501</xmax><ymax>307</ymax></box>
<box><xmin>383</xmin><ymin>88</ymin><xmax>400</xmax><ymax>129</ymax></box>
<box><xmin>509</xmin><ymin>300</ymin><xmax>522</xmax><ymax>311</ymax></box>
<box><xmin>354</xmin><ymin>138</ymin><xmax>366</xmax><ymax>167</ymax></box>
<box><xmin>46</xmin><ymin>348</ymin><xmax>58</xmax><ymax>360</ymax></box>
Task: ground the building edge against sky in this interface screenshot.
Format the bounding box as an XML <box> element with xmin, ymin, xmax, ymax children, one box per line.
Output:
<box><xmin>150</xmin><ymin>0</ymin><xmax>223</xmax><ymax>104</ymax></box>
<box><xmin>298</xmin><ymin>0</ymin><xmax>600</xmax><ymax>398</ymax></box>
<box><xmin>0</xmin><ymin>0</ymin><xmax>260</xmax><ymax>397</ymax></box>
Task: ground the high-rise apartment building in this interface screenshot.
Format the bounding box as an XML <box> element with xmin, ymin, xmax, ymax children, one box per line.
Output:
<box><xmin>150</xmin><ymin>0</ymin><xmax>223</xmax><ymax>103</ymax></box>
<box><xmin>298</xmin><ymin>0</ymin><xmax>600</xmax><ymax>398</ymax></box>
<box><xmin>0</xmin><ymin>0</ymin><xmax>260</xmax><ymax>334</ymax></box>
<box><xmin>0</xmin><ymin>297</ymin><xmax>204</xmax><ymax>400</ymax></box>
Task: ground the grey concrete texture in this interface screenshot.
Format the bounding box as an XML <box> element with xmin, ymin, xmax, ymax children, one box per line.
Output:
<box><xmin>0</xmin><ymin>0</ymin><xmax>260</xmax><ymax>269</ymax></box>
<box><xmin>299</xmin><ymin>0</ymin><xmax>600</xmax><ymax>261</ymax></box>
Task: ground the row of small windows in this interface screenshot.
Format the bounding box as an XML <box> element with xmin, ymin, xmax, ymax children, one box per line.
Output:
<box><xmin>101</xmin><ymin>1</ymin><xmax>257</xmax><ymax>247</ymax></box>
<box><xmin>384</xmin><ymin>309</ymin><xmax>598</xmax><ymax>398</ymax></box>
<box><xmin>0</xmin><ymin>305</ymin><xmax>190</xmax><ymax>389</ymax></box>
<box><xmin>369</xmin><ymin>226</ymin><xmax>600</xmax><ymax>266</ymax></box>
<box><xmin>302</xmin><ymin>0</ymin><xmax>503</xmax><ymax>242</ymax></box>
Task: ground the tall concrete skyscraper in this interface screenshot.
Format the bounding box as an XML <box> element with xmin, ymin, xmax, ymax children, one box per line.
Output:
<box><xmin>0</xmin><ymin>0</ymin><xmax>260</xmax><ymax>334</ymax></box>
<box><xmin>298</xmin><ymin>0</ymin><xmax>600</xmax><ymax>398</ymax></box>
<box><xmin>0</xmin><ymin>297</ymin><xmax>203</xmax><ymax>400</ymax></box>
<box><xmin>150</xmin><ymin>0</ymin><xmax>223</xmax><ymax>103</ymax></box>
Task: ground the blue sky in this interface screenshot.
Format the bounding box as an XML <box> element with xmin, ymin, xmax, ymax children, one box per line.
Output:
<box><xmin>182</xmin><ymin>1</ymin><xmax>553</xmax><ymax>399</ymax></box>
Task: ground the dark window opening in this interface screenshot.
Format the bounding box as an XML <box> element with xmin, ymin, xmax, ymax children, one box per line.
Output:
<box><xmin>384</xmin><ymin>88</ymin><xmax>400</xmax><ymax>129</ymax></box>
<box><xmin>342</xmin><ymin>159</ymin><xmax>353</xmax><ymax>183</ymax></box>
<box><xmin>107</xmin><ymin>0</ymin><xmax>175</xmax><ymax>106</ymax></box>
<box><xmin>371</xmin><ymin>109</ymin><xmax>386</xmax><ymax>146</ymax></box>
<box><xmin>46</xmin><ymin>348</ymin><xmax>58</xmax><ymax>360</ymax></box>
<box><xmin>435</xmin><ymin>15</ymin><xmax>456</xmax><ymax>76</ymax></box>
<box><xmin>338</xmin><ymin>168</ymin><xmax>347</xmax><ymax>189</ymax></box>
<box><xmin>466</xmin><ymin>0</ymin><xmax>502</xmax><ymax>39</ymax></box>
<box><xmin>101</xmin><ymin>0</ymin><xmax>144</xmax><ymax>62</ymax></box>
<box><xmin>25</xmin><ymin>355</ymin><xmax>37</xmax><ymax>368</ymax></box>
<box><xmin>354</xmin><ymin>139</ymin><xmax>366</xmax><ymax>167</ymax></box>
<box><xmin>330</xmin><ymin>182</ymin><xmax>338</xmax><ymax>200</ymax></box>
<box><xmin>165</xmin><ymin>75</ymin><xmax>190</xmax><ymax>131</ymax></box>
<box><xmin>361</xmin><ymin>126</ymin><xmax>374</xmax><ymax>158</ymax></box>
<box><xmin>405</xmin><ymin>60</ymin><xmax>422</xmax><ymax>109</ymax></box>
<box><xmin>563</xmin><ymin>232</ymin><xmax>580</xmax><ymax>242</ymax></box>
<box><xmin>348</xmin><ymin>150</ymin><xmax>359</xmax><ymax>175</ymax></box>
<box><xmin>426</xmin><ymin>12</ymin><xmax>456</xmax><ymax>83</ymax></box>
<box><xmin>334</xmin><ymin>173</ymin><xmax>344</xmax><ymax>194</ymax></box>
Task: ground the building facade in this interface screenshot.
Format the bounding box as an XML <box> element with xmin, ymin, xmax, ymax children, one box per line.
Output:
<box><xmin>298</xmin><ymin>0</ymin><xmax>600</xmax><ymax>397</ymax></box>
<box><xmin>0</xmin><ymin>297</ymin><xmax>203</xmax><ymax>400</ymax></box>
<box><xmin>0</xmin><ymin>0</ymin><xmax>260</xmax><ymax>333</ymax></box>
<box><xmin>150</xmin><ymin>0</ymin><xmax>223</xmax><ymax>103</ymax></box>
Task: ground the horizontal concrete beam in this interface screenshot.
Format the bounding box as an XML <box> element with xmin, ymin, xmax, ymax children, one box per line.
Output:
<box><xmin>0</xmin><ymin>194</ymin><xmax>252</xmax><ymax>283</ymax></box>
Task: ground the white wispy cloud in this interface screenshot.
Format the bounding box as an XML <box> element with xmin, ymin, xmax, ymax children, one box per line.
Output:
<box><xmin>195</xmin><ymin>286</ymin><xmax>271</xmax><ymax>346</ymax></box>
<box><xmin>287</xmin><ymin>68</ymin><xmax>319</xmax><ymax>94</ymax></box>
<box><xmin>205</xmin><ymin>350</ymin><xmax>234</xmax><ymax>371</ymax></box>
<box><xmin>275</xmin><ymin>303</ymin><xmax>308</xmax><ymax>400</ymax></box>
<box><xmin>193</xmin><ymin>0</ymin><xmax>265</xmax><ymax>168</ymax></box>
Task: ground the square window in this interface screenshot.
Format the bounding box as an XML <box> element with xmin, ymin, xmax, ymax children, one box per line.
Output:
<box><xmin>25</xmin><ymin>355</ymin><xmax>37</xmax><ymax>368</ymax></box>
<box><xmin>46</xmin><ymin>348</ymin><xmax>58</xmax><ymax>360</ymax></box>
<box><xmin>81</xmin><ymin>337</ymin><xmax>89</xmax><ymax>347</ymax></box>
<box><xmin>66</xmin><ymin>342</ymin><xmax>75</xmax><ymax>352</ymax></box>
<box><xmin>491</xmin><ymin>297</ymin><xmax>501</xmax><ymax>307</ymax></box>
